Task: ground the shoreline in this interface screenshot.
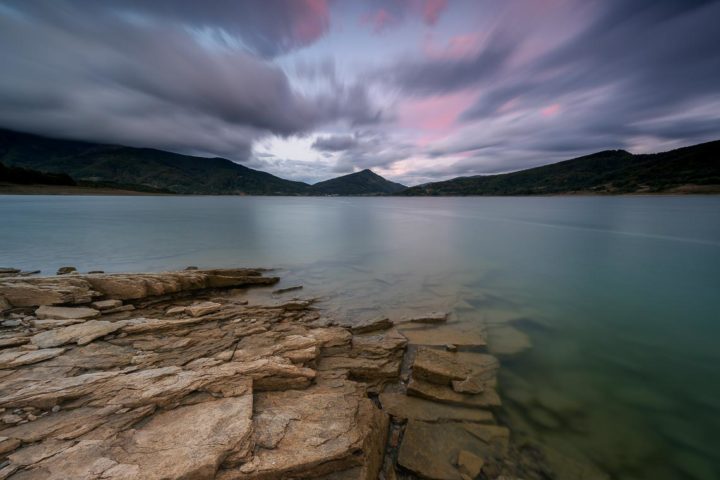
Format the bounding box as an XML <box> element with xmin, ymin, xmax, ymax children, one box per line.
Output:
<box><xmin>0</xmin><ymin>267</ymin><xmax>581</xmax><ymax>480</ymax></box>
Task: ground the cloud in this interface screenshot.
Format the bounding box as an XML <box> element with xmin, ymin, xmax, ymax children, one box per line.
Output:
<box><xmin>422</xmin><ymin>0</ymin><xmax>448</xmax><ymax>25</ymax></box>
<box><xmin>329</xmin><ymin>131</ymin><xmax>415</xmax><ymax>173</ymax></box>
<box><xmin>381</xmin><ymin>31</ymin><xmax>516</xmax><ymax>94</ymax></box>
<box><xmin>359</xmin><ymin>0</ymin><xmax>449</xmax><ymax>33</ymax></box>
<box><xmin>0</xmin><ymin>1</ymin><xmax>379</xmax><ymax>160</ymax></box>
<box><xmin>39</xmin><ymin>0</ymin><xmax>332</xmax><ymax>58</ymax></box>
<box><xmin>312</xmin><ymin>134</ymin><xmax>358</xmax><ymax>152</ymax></box>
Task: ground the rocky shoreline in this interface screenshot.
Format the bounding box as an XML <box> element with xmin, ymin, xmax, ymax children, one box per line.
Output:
<box><xmin>0</xmin><ymin>267</ymin><xmax>556</xmax><ymax>479</ymax></box>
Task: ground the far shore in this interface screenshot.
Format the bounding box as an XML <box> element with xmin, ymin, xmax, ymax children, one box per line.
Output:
<box><xmin>0</xmin><ymin>183</ymin><xmax>171</xmax><ymax>196</ymax></box>
<box><xmin>2</xmin><ymin>182</ymin><xmax>719</xmax><ymax>197</ymax></box>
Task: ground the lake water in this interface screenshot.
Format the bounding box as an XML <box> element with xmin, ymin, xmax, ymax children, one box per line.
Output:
<box><xmin>1</xmin><ymin>195</ymin><xmax>719</xmax><ymax>479</ymax></box>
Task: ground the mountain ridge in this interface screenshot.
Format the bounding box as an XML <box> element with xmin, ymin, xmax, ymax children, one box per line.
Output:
<box><xmin>2</xmin><ymin>127</ymin><xmax>719</xmax><ymax>196</ymax></box>
<box><xmin>310</xmin><ymin>169</ymin><xmax>406</xmax><ymax>195</ymax></box>
<box><xmin>0</xmin><ymin>128</ymin><xmax>404</xmax><ymax>196</ymax></box>
<box><xmin>400</xmin><ymin>141</ymin><xmax>720</xmax><ymax>195</ymax></box>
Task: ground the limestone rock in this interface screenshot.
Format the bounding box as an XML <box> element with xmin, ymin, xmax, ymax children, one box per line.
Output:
<box><xmin>345</xmin><ymin>316</ymin><xmax>393</xmax><ymax>334</ymax></box>
<box><xmin>91</xmin><ymin>299</ymin><xmax>123</xmax><ymax>311</ymax></box>
<box><xmin>379</xmin><ymin>393</ymin><xmax>494</xmax><ymax>423</ymax></box>
<box><xmin>0</xmin><ymin>348</ymin><xmax>66</xmax><ymax>369</ymax></box>
<box><xmin>0</xmin><ymin>295</ymin><xmax>9</xmax><ymax>312</ymax></box>
<box><xmin>413</xmin><ymin>347</ymin><xmax>469</xmax><ymax>385</ymax></box>
<box><xmin>398</xmin><ymin>421</ymin><xmax>509</xmax><ymax>480</ymax></box>
<box><xmin>407</xmin><ymin>377</ymin><xmax>501</xmax><ymax>408</ymax></box>
<box><xmin>114</xmin><ymin>395</ymin><xmax>254</xmax><ymax>479</ymax></box>
<box><xmin>186</xmin><ymin>301</ymin><xmax>223</xmax><ymax>317</ymax></box>
<box><xmin>35</xmin><ymin>305</ymin><xmax>100</xmax><ymax>320</ymax></box>
<box><xmin>30</xmin><ymin>320</ymin><xmax>126</xmax><ymax>348</ymax></box>
<box><xmin>457</xmin><ymin>450</ymin><xmax>484</xmax><ymax>479</ymax></box>
<box><xmin>409</xmin><ymin>312</ymin><xmax>449</xmax><ymax>324</ymax></box>
<box><xmin>0</xmin><ymin>267</ymin><xmax>460</xmax><ymax>480</ymax></box>
<box><xmin>0</xmin><ymin>278</ymin><xmax>97</xmax><ymax>307</ymax></box>
<box><xmin>217</xmin><ymin>382</ymin><xmax>388</xmax><ymax>479</ymax></box>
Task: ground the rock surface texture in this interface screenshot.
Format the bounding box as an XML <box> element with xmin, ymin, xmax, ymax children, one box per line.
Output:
<box><xmin>0</xmin><ymin>268</ymin><xmax>554</xmax><ymax>480</ymax></box>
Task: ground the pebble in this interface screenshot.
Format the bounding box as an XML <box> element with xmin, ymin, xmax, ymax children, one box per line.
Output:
<box><xmin>1</xmin><ymin>414</ymin><xmax>22</xmax><ymax>425</ymax></box>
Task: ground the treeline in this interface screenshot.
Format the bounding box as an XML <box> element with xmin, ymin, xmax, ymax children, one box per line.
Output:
<box><xmin>0</xmin><ymin>161</ymin><xmax>76</xmax><ymax>186</ymax></box>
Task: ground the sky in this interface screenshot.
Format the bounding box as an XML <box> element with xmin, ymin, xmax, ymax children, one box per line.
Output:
<box><xmin>1</xmin><ymin>0</ymin><xmax>719</xmax><ymax>186</ymax></box>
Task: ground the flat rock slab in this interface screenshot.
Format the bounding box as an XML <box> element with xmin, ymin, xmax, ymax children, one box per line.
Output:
<box><xmin>407</xmin><ymin>377</ymin><xmax>501</xmax><ymax>408</ymax></box>
<box><xmin>379</xmin><ymin>393</ymin><xmax>494</xmax><ymax>423</ymax></box>
<box><xmin>413</xmin><ymin>347</ymin><xmax>470</xmax><ymax>385</ymax></box>
<box><xmin>90</xmin><ymin>299</ymin><xmax>123</xmax><ymax>311</ymax></box>
<box><xmin>486</xmin><ymin>325</ymin><xmax>531</xmax><ymax>356</ymax></box>
<box><xmin>217</xmin><ymin>382</ymin><xmax>388</xmax><ymax>479</ymax></box>
<box><xmin>457</xmin><ymin>449</ymin><xmax>485</xmax><ymax>479</ymax></box>
<box><xmin>412</xmin><ymin>348</ymin><xmax>499</xmax><ymax>389</ymax></box>
<box><xmin>30</xmin><ymin>319</ymin><xmax>126</xmax><ymax>348</ymax></box>
<box><xmin>399</xmin><ymin>323</ymin><xmax>486</xmax><ymax>348</ymax></box>
<box><xmin>186</xmin><ymin>301</ymin><xmax>223</xmax><ymax>317</ymax></box>
<box><xmin>345</xmin><ymin>316</ymin><xmax>393</xmax><ymax>334</ymax></box>
<box><xmin>0</xmin><ymin>348</ymin><xmax>66</xmax><ymax>369</ymax></box>
<box><xmin>35</xmin><ymin>305</ymin><xmax>100</xmax><ymax>320</ymax></box>
<box><xmin>408</xmin><ymin>312</ymin><xmax>449</xmax><ymax>324</ymax></box>
<box><xmin>398</xmin><ymin>420</ymin><xmax>509</xmax><ymax>480</ymax></box>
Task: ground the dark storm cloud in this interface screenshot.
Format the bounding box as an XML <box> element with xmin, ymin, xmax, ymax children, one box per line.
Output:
<box><xmin>9</xmin><ymin>0</ymin><xmax>331</xmax><ymax>58</ymax></box>
<box><xmin>0</xmin><ymin>0</ymin><xmax>378</xmax><ymax>159</ymax></box>
<box><xmin>312</xmin><ymin>135</ymin><xmax>358</xmax><ymax>152</ymax></box>
<box><xmin>328</xmin><ymin>131</ymin><xmax>414</xmax><ymax>173</ymax></box>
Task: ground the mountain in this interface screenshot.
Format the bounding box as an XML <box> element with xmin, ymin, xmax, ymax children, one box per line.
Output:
<box><xmin>401</xmin><ymin>140</ymin><xmax>720</xmax><ymax>196</ymax></box>
<box><xmin>0</xmin><ymin>128</ymin><xmax>406</xmax><ymax>195</ymax></box>
<box><xmin>0</xmin><ymin>128</ymin><xmax>309</xmax><ymax>195</ymax></box>
<box><xmin>309</xmin><ymin>169</ymin><xmax>406</xmax><ymax>195</ymax></box>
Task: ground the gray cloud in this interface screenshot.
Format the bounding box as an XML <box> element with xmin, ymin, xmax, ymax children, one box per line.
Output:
<box><xmin>311</xmin><ymin>134</ymin><xmax>358</xmax><ymax>152</ymax></box>
<box><xmin>460</xmin><ymin>1</ymin><xmax>720</xmax><ymax>144</ymax></box>
<box><xmin>383</xmin><ymin>31</ymin><xmax>515</xmax><ymax>95</ymax></box>
<box><xmin>0</xmin><ymin>0</ymin><xmax>379</xmax><ymax>160</ymax></box>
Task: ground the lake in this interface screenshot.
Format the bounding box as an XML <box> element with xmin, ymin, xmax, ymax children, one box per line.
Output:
<box><xmin>1</xmin><ymin>195</ymin><xmax>719</xmax><ymax>479</ymax></box>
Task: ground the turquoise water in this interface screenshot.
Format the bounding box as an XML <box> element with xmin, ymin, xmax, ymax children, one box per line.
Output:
<box><xmin>1</xmin><ymin>195</ymin><xmax>719</xmax><ymax>479</ymax></box>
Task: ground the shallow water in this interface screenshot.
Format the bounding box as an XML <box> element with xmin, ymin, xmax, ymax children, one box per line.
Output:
<box><xmin>1</xmin><ymin>195</ymin><xmax>719</xmax><ymax>479</ymax></box>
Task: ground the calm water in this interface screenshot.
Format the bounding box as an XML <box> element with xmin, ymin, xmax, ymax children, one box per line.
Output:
<box><xmin>2</xmin><ymin>195</ymin><xmax>720</xmax><ymax>479</ymax></box>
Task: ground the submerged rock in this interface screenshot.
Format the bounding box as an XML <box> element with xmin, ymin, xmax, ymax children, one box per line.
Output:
<box><xmin>457</xmin><ymin>450</ymin><xmax>484</xmax><ymax>479</ymax></box>
<box><xmin>56</xmin><ymin>266</ymin><xmax>77</xmax><ymax>275</ymax></box>
<box><xmin>409</xmin><ymin>311</ymin><xmax>449</xmax><ymax>324</ymax></box>
<box><xmin>379</xmin><ymin>393</ymin><xmax>494</xmax><ymax>423</ymax></box>
<box><xmin>398</xmin><ymin>420</ymin><xmax>509</xmax><ymax>480</ymax></box>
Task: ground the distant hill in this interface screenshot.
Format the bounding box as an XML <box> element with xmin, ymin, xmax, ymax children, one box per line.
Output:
<box><xmin>0</xmin><ymin>129</ymin><xmax>309</xmax><ymax>195</ymax></box>
<box><xmin>0</xmin><ymin>128</ymin><xmax>407</xmax><ymax>195</ymax></box>
<box><xmin>309</xmin><ymin>169</ymin><xmax>406</xmax><ymax>195</ymax></box>
<box><xmin>401</xmin><ymin>140</ymin><xmax>720</xmax><ymax>196</ymax></box>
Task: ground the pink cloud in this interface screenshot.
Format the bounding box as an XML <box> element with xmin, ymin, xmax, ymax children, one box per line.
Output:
<box><xmin>423</xmin><ymin>32</ymin><xmax>488</xmax><ymax>60</ymax></box>
<box><xmin>422</xmin><ymin>0</ymin><xmax>449</xmax><ymax>25</ymax></box>
<box><xmin>541</xmin><ymin>103</ymin><xmax>561</xmax><ymax>117</ymax></box>
<box><xmin>361</xmin><ymin>8</ymin><xmax>396</xmax><ymax>33</ymax></box>
<box><xmin>398</xmin><ymin>90</ymin><xmax>480</xmax><ymax>144</ymax></box>
<box><xmin>291</xmin><ymin>0</ymin><xmax>330</xmax><ymax>43</ymax></box>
